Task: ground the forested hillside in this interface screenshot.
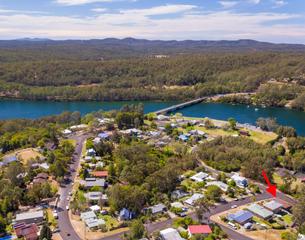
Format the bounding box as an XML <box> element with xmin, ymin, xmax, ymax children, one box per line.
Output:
<box><xmin>1</xmin><ymin>39</ymin><xmax>305</xmax><ymax>105</ymax></box>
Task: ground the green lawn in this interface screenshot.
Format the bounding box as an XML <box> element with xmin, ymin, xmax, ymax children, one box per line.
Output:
<box><xmin>282</xmin><ymin>214</ymin><xmax>293</xmax><ymax>226</ymax></box>
<box><xmin>99</xmin><ymin>215</ymin><xmax>120</xmax><ymax>230</ymax></box>
<box><xmin>253</xmin><ymin>216</ymin><xmax>272</xmax><ymax>229</ymax></box>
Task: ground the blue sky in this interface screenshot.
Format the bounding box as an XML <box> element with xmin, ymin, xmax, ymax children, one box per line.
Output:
<box><xmin>0</xmin><ymin>0</ymin><xmax>304</xmax><ymax>43</ymax></box>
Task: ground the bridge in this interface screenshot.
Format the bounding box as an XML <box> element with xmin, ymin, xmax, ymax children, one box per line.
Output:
<box><xmin>154</xmin><ymin>96</ymin><xmax>207</xmax><ymax>115</ymax></box>
<box><xmin>154</xmin><ymin>92</ymin><xmax>254</xmax><ymax>115</ymax></box>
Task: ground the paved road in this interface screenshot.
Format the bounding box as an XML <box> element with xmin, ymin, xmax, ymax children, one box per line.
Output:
<box><xmin>58</xmin><ymin>133</ymin><xmax>88</xmax><ymax>240</ymax></box>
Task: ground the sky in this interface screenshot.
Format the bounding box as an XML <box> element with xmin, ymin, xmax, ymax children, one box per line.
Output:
<box><xmin>0</xmin><ymin>0</ymin><xmax>304</xmax><ymax>43</ymax></box>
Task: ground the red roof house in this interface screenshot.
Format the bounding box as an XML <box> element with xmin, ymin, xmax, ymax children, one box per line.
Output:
<box><xmin>14</xmin><ymin>223</ymin><xmax>38</xmax><ymax>240</ymax></box>
<box><xmin>92</xmin><ymin>171</ymin><xmax>108</xmax><ymax>178</ymax></box>
<box><xmin>188</xmin><ymin>225</ymin><xmax>212</xmax><ymax>236</ymax></box>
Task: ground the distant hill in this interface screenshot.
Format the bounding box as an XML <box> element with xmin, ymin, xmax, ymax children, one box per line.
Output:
<box><xmin>0</xmin><ymin>38</ymin><xmax>305</xmax><ymax>61</ymax></box>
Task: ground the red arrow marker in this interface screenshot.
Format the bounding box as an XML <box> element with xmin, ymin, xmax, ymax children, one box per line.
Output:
<box><xmin>262</xmin><ymin>170</ymin><xmax>277</xmax><ymax>197</ymax></box>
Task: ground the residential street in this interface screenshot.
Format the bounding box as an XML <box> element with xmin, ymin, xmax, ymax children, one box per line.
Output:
<box><xmin>58</xmin><ymin>133</ymin><xmax>88</xmax><ymax>240</ymax></box>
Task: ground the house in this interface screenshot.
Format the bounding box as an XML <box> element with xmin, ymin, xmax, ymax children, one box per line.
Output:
<box><xmin>190</xmin><ymin>172</ymin><xmax>209</xmax><ymax>182</ymax></box>
<box><xmin>170</xmin><ymin>202</ymin><xmax>185</xmax><ymax>209</ymax></box>
<box><xmin>206</xmin><ymin>181</ymin><xmax>229</xmax><ymax>192</ymax></box>
<box><xmin>247</xmin><ymin>203</ymin><xmax>273</xmax><ymax>219</ymax></box>
<box><xmin>119</xmin><ymin>208</ymin><xmax>134</xmax><ymax>221</ymax></box>
<box><xmin>1</xmin><ymin>155</ymin><xmax>18</xmax><ymax>166</ymax></box>
<box><xmin>189</xmin><ymin>130</ymin><xmax>206</xmax><ymax>137</ymax></box>
<box><xmin>86</xmin><ymin>148</ymin><xmax>96</xmax><ymax>156</ymax></box>
<box><xmin>14</xmin><ymin>223</ymin><xmax>39</xmax><ymax>240</ymax></box>
<box><xmin>276</xmin><ymin>199</ymin><xmax>292</xmax><ymax>211</ymax></box>
<box><xmin>90</xmin><ymin>205</ymin><xmax>101</xmax><ymax>213</ymax></box>
<box><xmin>84</xmin><ymin>192</ymin><xmax>102</xmax><ymax>202</ymax></box>
<box><xmin>120</xmin><ymin>128</ymin><xmax>142</xmax><ymax>136</ymax></box>
<box><xmin>32</xmin><ymin>173</ymin><xmax>48</xmax><ymax>184</ymax></box>
<box><xmin>227</xmin><ymin>210</ymin><xmax>253</xmax><ymax>225</ymax></box>
<box><xmin>171</xmin><ymin>190</ymin><xmax>189</xmax><ymax>200</ymax></box>
<box><xmin>298</xmin><ymin>234</ymin><xmax>305</xmax><ymax>240</ymax></box>
<box><xmin>178</xmin><ymin>134</ymin><xmax>189</xmax><ymax>142</ymax></box>
<box><xmin>231</xmin><ymin>173</ymin><xmax>248</xmax><ymax>188</ymax></box>
<box><xmin>263</xmin><ymin>200</ymin><xmax>283</xmax><ymax>213</ymax></box>
<box><xmin>98</xmin><ymin>132</ymin><xmax>110</xmax><ymax>140</ymax></box>
<box><xmin>81</xmin><ymin>178</ymin><xmax>105</xmax><ymax>189</ymax></box>
<box><xmin>80</xmin><ymin>211</ymin><xmax>105</xmax><ymax>229</ymax></box>
<box><xmin>93</xmin><ymin>137</ymin><xmax>101</xmax><ymax>145</ymax></box>
<box><xmin>160</xmin><ymin>228</ymin><xmax>185</xmax><ymax>240</ymax></box>
<box><xmin>157</xmin><ymin>115</ymin><xmax>170</xmax><ymax>121</ymax></box>
<box><xmin>70</xmin><ymin>124</ymin><xmax>88</xmax><ymax>131</ymax></box>
<box><xmin>148</xmin><ymin>203</ymin><xmax>166</xmax><ymax>215</ymax></box>
<box><xmin>15</xmin><ymin>210</ymin><xmax>44</xmax><ymax>225</ymax></box>
<box><xmin>184</xmin><ymin>193</ymin><xmax>204</xmax><ymax>206</ymax></box>
<box><xmin>92</xmin><ymin>171</ymin><xmax>108</xmax><ymax>178</ymax></box>
<box><xmin>188</xmin><ymin>225</ymin><xmax>212</xmax><ymax>237</ymax></box>
<box><xmin>62</xmin><ymin>129</ymin><xmax>72</xmax><ymax>135</ymax></box>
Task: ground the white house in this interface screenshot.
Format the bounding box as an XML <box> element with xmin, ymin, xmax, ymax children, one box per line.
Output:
<box><xmin>190</xmin><ymin>172</ymin><xmax>209</xmax><ymax>182</ymax></box>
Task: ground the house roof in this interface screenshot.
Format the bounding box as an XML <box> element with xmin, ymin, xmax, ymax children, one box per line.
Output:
<box><xmin>276</xmin><ymin>199</ymin><xmax>292</xmax><ymax>209</ymax></box>
<box><xmin>149</xmin><ymin>204</ymin><xmax>166</xmax><ymax>214</ymax></box>
<box><xmin>15</xmin><ymin>223</ymin><xmax>38</xmax><ymax>239</ymax></box>
<box><xmin>84</xmin><ymin>191</ymin><xmax>102</xmax><ymax>200</ymax></box>
<box><xmin>184</xmin><ymin>193</ymin><xmax>204</xmax><ymax>206</ymax></box>
<box><xmin>190</xmin><ymin>172</ymin><xmax>208</xmax><ymax>182</ymax></box>
<box><xmin>228</xmin><ymin>210</ymin><xmax>253</xmax><ymax>224</ymax></box>
<box><xmin>247</xmin><ymin>203</ymin><xmax>273</xmax><ymax>219</ymax></box>
<box><xmin>188</xmin><ymin>225</ymin><xmax>212</xmax><ymax>234</ymax></box>
<box><xmin>98</xmin><ymin>132</ymin><xmax>110</xmax><ymax>139</ymax></box>
<box><xmin>263</xmin><ymin>200</ymin><xmax>283</xmax><ymax>211</ymax></box>
<box><xmin>92</xmin><ymin>171</ymin><xmax>108</xmax><ymax>178</ymax></box>
<box><xmin>82</xmin><ymin>178</ymin><xmax>105</xmax><ymax>188</ymax></box>
<box><xmin>16</xmin><ymin>211</ymin><xmax>44</xmax><ymax>222</ymax></box>
<box><xmin>160</xmin><ymin>228</ymin><xmax>184</xmax><ymax>240</ymax></box>
<box><xmin>80</xmin><ymin>211</ymin><xmax>96</xmax><ymax>221</ymax></box>
<box><xmin>206</xmin><ymin>181</ymin><xmax>228</xmax><ymax>192</ymax></box>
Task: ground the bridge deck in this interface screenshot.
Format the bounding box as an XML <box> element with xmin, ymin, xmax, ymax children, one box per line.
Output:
<box><xmin>155</xmin><ymin>97</ymin><xmax>207</xmax><ymax>115</ymax></box>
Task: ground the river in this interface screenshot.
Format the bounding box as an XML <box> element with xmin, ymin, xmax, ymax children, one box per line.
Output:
<box><xmin>1</xmin><ymin>100</ymin><xmax>305</xmax><ymax>136</ymax></box>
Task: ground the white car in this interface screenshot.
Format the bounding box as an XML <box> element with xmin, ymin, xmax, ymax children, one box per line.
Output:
<box><xmin>231</xmin><ymin>205</ymin><xmax>238</xmax><ymax>209</ymax></box>
<box><xmin>66</xmin><ymin>206</ymin><xmax>69</xmax><ymax>211</ymax></box>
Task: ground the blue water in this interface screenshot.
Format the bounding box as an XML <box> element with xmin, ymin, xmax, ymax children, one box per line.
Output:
<box><xmin>0</xmin><ymin>100</ymin><xmax>177</xmax><ymax>119</ymax></box>
<box><xmin>1</xmin><ymin>100</ymin><xmax>305</xmax><ymax>136</ymax></box>
<box><xmin>174</xmin><ymin>102</ymin><xmax>305</xmax><ymax>136</ymax></box>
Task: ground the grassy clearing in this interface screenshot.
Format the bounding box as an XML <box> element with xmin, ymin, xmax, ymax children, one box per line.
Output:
<box><xmin>16</xmin><ymin>148</ymin><xmax>44</xmax><ymax>164</ymax></box>
<box><xmin>248</xmin><ymin>130</ymin><xmax>277</xmax><ymax>145</ymax></box>
<box><xmin>99</xmin><ymin>215</ymin><xmax>120</xmax><ymax>230</ymax></box>
<box><xmin>253</xmin><ymin>216</ymin><xmax>272</xmax><ymax>229</ymax></box>
<box><xmin>46</xmin><ymin>208</ymin><xmax>58</xmax><ymax>228</ymax></box>
<box><xmin>61</xmin><ymin>138</ymin><xmax>77</xmax><ymax>147</ymax></box>
<box><xmin>282</xmin><ymin>214</ymin><xmax>293</xmax><ymax>225</ymax></box>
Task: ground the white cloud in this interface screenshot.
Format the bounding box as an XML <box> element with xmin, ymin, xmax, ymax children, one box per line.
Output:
<box><xmin>55</xmin><ymin>0</ymin><xmax>122</xmax><ymax>6</ymax></box>
<box><xmin>219</xmin><ymin>1</ymin><xmax>238</xmax><ymax>8</ymax></box>
<box><xmin>248</xmin><ymin>0</ymin><xmax>260</xmax><ymax>4</ymax></box>
<box><xmin>91</xmin><ymin>8</ymin><xmax>108</xmax><ymax>13</ymax></box>
<box><xmin>273</xmin><ymin>0</ymin><xmax>287</xmax><ymax>8</ymax></box>
<box><xmin>0</xmin><ymin>5</ymin><xmax>304</xmax><ymax>43</ymax></box>
<box><xmin>121</xmin><ymin>4</ymin><xmax>197</xmax><ymax>16</ymax></box>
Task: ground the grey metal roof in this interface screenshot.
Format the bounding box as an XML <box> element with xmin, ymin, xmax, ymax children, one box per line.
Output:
<box><xmin>263</xmin><ymin>200</ymin><xmax>283</xmax><ymax>211</ymax></box>
<box><xmin>247</xmin><ymin>203</ymin><xmax>273</xmax><ymax>219</ymax></box>
<box><xmin>160</xmin><ymin>228</ymin><xmax>184</xmax><ymax>240</ymax></box>
<box><xmin>16</xmin><ymin>211</ymin><xmax>44</xmax><ymax>221</ymax></box>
